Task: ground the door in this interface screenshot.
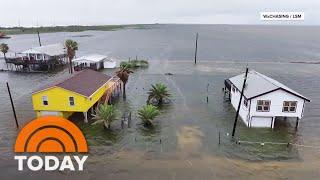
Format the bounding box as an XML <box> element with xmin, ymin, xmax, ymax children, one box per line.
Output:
<box><xmin>251</xmin><ymin>116</ymin><xmax>272</xmax><ymax>128</ymax></box>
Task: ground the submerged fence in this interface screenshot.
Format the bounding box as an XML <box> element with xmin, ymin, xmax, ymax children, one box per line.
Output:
<box><xmin>235</xmin><ymin>139</ymin><xmax>320</xmax><ymax>149</ymax></box>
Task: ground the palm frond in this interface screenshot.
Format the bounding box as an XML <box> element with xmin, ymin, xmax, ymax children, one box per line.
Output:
<box><xmin>147</xmin><ymin>83</ymin><xmax>171</xmax><ymax>105</ymax></box>
<box><xmin>0</xmin><ymin>43</ymin><xmax>9</xmax><ymax>54</ymax></box>
<box><xmin>138</xmin><ymin>105</ymin><xmax>160</xmax><ymax>126</ymax></box>
<box><xmin>91</xmin><ymin>104</ymin><xmax>117</xmax><ymax>128</ymax></box>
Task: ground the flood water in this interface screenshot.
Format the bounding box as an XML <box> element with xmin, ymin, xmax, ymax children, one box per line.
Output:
<box><xmin>0</xmin><ymin>25</ymin><xmax>320</xmax><ymax>179</ymax></box>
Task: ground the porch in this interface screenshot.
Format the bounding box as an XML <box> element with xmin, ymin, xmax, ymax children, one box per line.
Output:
<box><xmin>5</xmin><ymin>55</ymin><xmax>67</xmax><ymax>72</ymax></box>
<box><xmin>72</xmin><ymin>77</ymin><xmax>122</xmax><ymax>123</ymax></box>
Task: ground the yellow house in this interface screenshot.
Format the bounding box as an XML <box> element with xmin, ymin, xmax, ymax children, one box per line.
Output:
<box><xmin>32</xmin><ymin>69</ymin><xmax>121</xmax><ymax>122</ymax></box>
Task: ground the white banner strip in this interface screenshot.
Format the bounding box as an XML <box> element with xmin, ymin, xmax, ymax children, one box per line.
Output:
<box><xmin>260</xmin><ymin>12</ymin><xmax>304</xmax><ymax>21</ymax></box>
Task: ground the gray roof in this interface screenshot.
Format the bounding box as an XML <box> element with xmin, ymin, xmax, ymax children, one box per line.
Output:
<box><xmin>228</xmin><ymin>70</ymin><xmax>310</xmax><ymax>101</ymax></box>
<box><xmin>73</xmin><ymin>54</ymin><xmax>107</xmax><ymax>63</ymax></box>
<box><xmin>22</xmin><ymin>43</ymin><xmax>66</xmax><ymax>56</ymax></box>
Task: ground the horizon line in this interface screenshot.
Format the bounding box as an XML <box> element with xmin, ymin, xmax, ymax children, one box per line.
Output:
<box><xmin>1</xmin><ymin>23</ymin><xmax>320</xmax><ymax>28</ymax></box>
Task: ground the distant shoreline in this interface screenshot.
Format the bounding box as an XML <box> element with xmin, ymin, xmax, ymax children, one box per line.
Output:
<box><xmin>290</xmin><ymin>61</ymin><xmax>320</xmax><ymax>64</ymax></box>
<box><xmin>0</xmin><ymin>24</ymin><xmax>149</xmax><ymax>35</ymax></box>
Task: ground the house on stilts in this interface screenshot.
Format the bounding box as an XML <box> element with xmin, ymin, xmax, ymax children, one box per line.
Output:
<box><xmin>224</xmin><ymin>70</ymin><xmax>310</xmax><ymax>128</ymax></box>
<box><xmin>31</xmin><ymin>69</ymin><xmax>121</xmax><ymax>123</ymax></box>
<box><xmin>73</xmin><ymin>54</ymin><xmax>116</xmax><ymax>71</ymax></box>
<box><xmin>5</xmin><ymin>43</ymin><xmax>67</xmax><ymax>72</ymax></box>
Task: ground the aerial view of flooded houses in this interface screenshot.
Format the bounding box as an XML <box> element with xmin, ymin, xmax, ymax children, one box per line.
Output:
<box><xmin>1</xmin><ymin>26</ymin><xmax>318</xmax><ymax>178</ymax></box>
<box><xmin>0</xmin><ymin>1</ymin><xmax>320</xmax><ymax>179</ymax></box>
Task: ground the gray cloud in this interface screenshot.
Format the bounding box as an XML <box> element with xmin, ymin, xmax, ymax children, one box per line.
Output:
<box><xmin>1</xmin><ymin>0</ymin><xmax>319</xmax><ymax>27</ymax></box>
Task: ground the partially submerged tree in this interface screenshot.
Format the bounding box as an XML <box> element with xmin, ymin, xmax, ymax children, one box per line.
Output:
<box><xmin>0</xmin><ymin>43</ymin><xmax>9</xmax><ymax>60</ymax></box>
<box><xmin>147</xmin><ymin>83</ymin><xmax>171</xmax><ymax>105</ymax></box>
<box><xmin>138</xmin><ymin>105</ymin><xmax>160</xmax><ymax>127</ymax></box>
<box><xmin>116</xmin><ymin>66</ymin><xmax>133</xmax><ymax>99</ymax></box>
<box><xmin>92</xmin><ymin>104</ymin><xmax>117</xmax><ymax>129</ymax></box>
<box><xmin>120</xmin><ymin>60</ymin><xmax>148</xmax><ymax>69</ymax></box>
<box><xmin>65</xmin><ymin>39</ymin><xmax>78</xmax><ymax>74</ymax></box>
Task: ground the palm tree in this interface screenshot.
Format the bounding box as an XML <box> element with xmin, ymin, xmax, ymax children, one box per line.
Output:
<box><xmin>92</xmin><ymin>104</ymin><xmax>117</xmax><ymax>129</ymax></box>
<box><xmin>138</xmin><ymin>105</ymin><xmax>160</xmax><ymax>127</ymax></box>
<box><xmin>0</xmin><ymin>43</ymin><xmax>9</xmax><ymax>60</ymax></box>
<box><xmin>65</xmin><ymin>39</ymin><xmax>78</xmax><ymax>74</ymax></box>
<box><xmin>147</xmin><ymin>83</ymin><xmax>171</xmax><ymax>105</ymax></box>
<box><xmin>116</xmin><ymin>67</ymin><xmax>133</xmax><ymax>99</ymax></box>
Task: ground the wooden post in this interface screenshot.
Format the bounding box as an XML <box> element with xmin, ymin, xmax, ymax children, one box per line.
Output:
<box><xmin>232</xmin><ymin>67</ymin><xmax>249</xmax><ymax>137</ymax></box>
<box><xmin>128</xmin><ymin>112</ymin><xmax>131</xmax><ymax>128</ymax></box>
<box><xmin>194</xmin><ymin>33</ymin><xmax>198</xmax><ymax>64</ymax></box>
<box><xmin>295</xmin><ymin>117</ymin><xmax>299</xmax><ymax>129</ymax></box>
<box><xmin>206</xmin><ymin>83</ymin><xmax>209</xmax><ymax>103</ymax></box>
<box><xmin>6</xmin><ymin>82</ymin><xmax>19</xmax><ymax>129</ymax></box>
<box><xmin>91</xmin><ymin>106</ymin><xmax>94</xmax><ymax>115</ymax></box>
<box><xmin>109</xmin><ymin>93</ymin><xmax>112</xmax><ymax>104</ymax></box>
<box><xmin>83</xmin><ymin>111</ymin><xmax>88</xmax><ymax>123</ymax></box>
<box><xmin>37</xmin><ymin>30</ymin><xmax>42</xmax><ymax>46</ymax></box>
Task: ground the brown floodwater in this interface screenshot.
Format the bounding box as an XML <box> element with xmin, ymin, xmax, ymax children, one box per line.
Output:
<box><xmin>0</xmin><ymin>60</ymin><xmax>320</xmax><ymax>179</ymax></box>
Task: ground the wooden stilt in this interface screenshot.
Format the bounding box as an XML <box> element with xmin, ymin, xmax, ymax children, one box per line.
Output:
<box><xmin>91</xmin><ymin>106</ymin><xmax>94</xmax><ymax>115</ymax></box>
<box><xmin>295</xmin><ymin>117</ymin><xmax>299</xmax><ymax>129</ymax></box>
<box><xmin>83</xmin><ymin>111</ymin><xmax>88</xmax><ymax>123</ymax></box>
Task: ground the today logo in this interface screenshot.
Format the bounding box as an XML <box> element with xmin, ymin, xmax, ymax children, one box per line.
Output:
<box><xmin>14</xmin><ymin>116</ymin><xmax>88</xmax><ymax>171</ymax></box>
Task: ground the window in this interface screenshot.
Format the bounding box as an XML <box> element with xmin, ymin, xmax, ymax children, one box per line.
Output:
<box><xmin>69</xmin><ymin>97</ymin><xmax>75</xmax><ymax>106</ymax></box>
<box><xmin>283</xmin><ymin>101</ymin><xmax>297</xmax><ymax>112</ymax></box>
<box><xmin>244</xmin><ymin>98</ymin><xmax>248</xmax><ymax>108</ymax></box>
<box><xmin>42</xmin><ymin>96</ymin><xmax>48</xmax><ymax>106</ymax></box>
<box><xmin>256</xmin><ymin>100</ymin><xmax>270</xmax><ymax>112</ymax></box>
<box><xmin>36</xmin><ymin>54</ymin><xmax>42</xmax><ymax>60</ymax></box>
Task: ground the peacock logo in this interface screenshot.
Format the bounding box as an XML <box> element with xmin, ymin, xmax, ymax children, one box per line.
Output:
<box><xmin>15</xmin><ymin>116</ymin><xmax>88</xmax><ymax>153</ymax></box>
<box><xmin>14</xmin><ymin>116</ymin><xmax>88</xmax><ymax>171</ymax></box>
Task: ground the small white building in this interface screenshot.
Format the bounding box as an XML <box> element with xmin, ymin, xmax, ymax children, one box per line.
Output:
<box><xmin>73</xmin><ymin>54</ymin><xmax>116</xmax><ymax>71</ymax></box>
<box><xmin>225</xmin><ymin>70</ymin><xmax>310</xmax><ymax>128</ymax></box>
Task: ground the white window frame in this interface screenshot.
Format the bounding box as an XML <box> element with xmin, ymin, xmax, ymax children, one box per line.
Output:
<box><xmin>283</xmin><ymin>101</ymin><xmax>297</xmax><ymax>113</ymax></box>
<box><xmin>69</xmin><ymin>97</ymin><xmax>75</xmax><ymax>106</ymax></box>
<box><xmin>42</xmin><ymin>96</ymin><xmax>48</xmax><ymax>106</ymax></box>
<box><xmin>232</xmin><ymin>86</ymin><xmax>236</xmax><ymax>92</ymax></box>
<box><xmin>256</xmin><ymin>100</ymin><xmax>271</xmax><ymax>112</ymax></box>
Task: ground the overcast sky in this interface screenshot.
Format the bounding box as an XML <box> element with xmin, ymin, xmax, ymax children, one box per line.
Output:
<box><xmin>1</xmin><ymin>0</ymin><xmax>319</xmax><ymax>27</ymax></box>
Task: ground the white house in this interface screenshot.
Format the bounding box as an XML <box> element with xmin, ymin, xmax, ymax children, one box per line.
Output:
<box><xmin>225</xmin><ymin>70</ymin><xmax>310</xmax><ymax>128</ymax></box>
<box><xmin>5</xmin><ymin>43</ymin><xmax>67</xmax><ymax>72</ymax></box>
<box><xmin>21</xmin><ymin>43</ymin><xmax>67</xmax><ymax>62</ymax></box>
<box><xmin>73</xmin><ymin>54</ymin><xmax>116</xmax><ymax>71</ymax></box>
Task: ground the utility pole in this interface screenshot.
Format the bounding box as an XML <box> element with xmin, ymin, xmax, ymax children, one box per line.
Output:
<box><xmin>6</xmin><ymin>82</ymin><xmax>19</xmax><ymax>129</ymax></box>
<box><xmin>194</xmin><ymin>33</ymin><xmax>198</xmax><ymax>64</ymax></box>
<box><xmin>231</xmin><ymin>67</ymin><xmax>249</xmax><ymax>137</ymax></box>
<box><xmin>206</xmin><ymin>83</ymin><xmax>209</xmax><ymax>103</ymax></box>
<box><xmin>37</xmin><ymin>30</ymin><xmax>42</xmax><ymax>46</ymax></box>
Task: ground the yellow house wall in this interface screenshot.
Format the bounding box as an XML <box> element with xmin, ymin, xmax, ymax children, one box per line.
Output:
<box><xmin>32</xmin><ymin>81</ymin><xmax>115</xmax><ymax>116</ymax></box>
